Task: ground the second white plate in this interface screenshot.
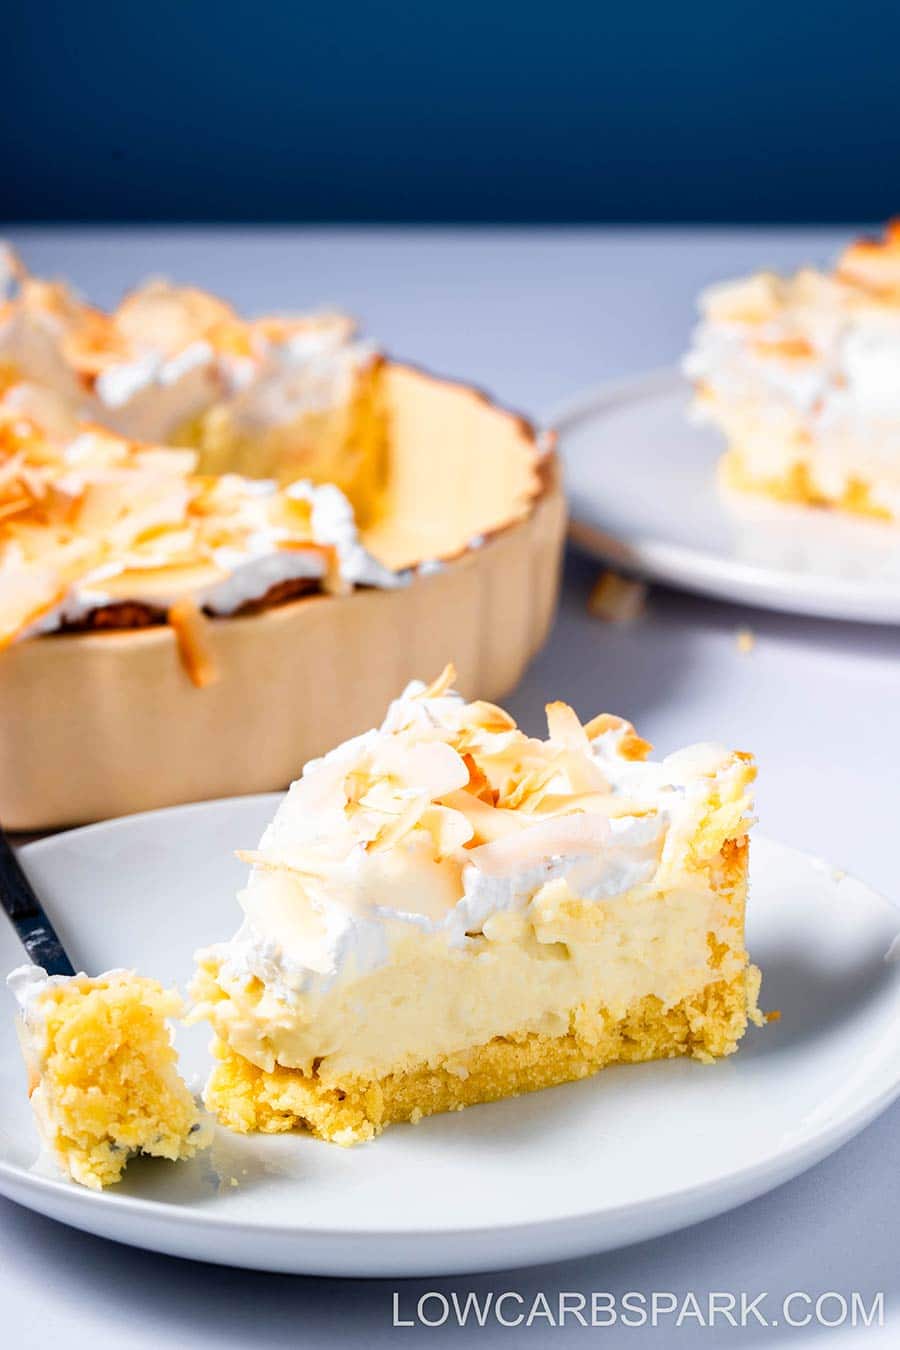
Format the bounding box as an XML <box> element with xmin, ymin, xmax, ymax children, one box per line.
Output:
<box><xmin>2</xmin><ymin>797</ymin><xmax>900</xmax><ymax>1275</ymax></box>
<box><xmin>555</xmin><ymin>369</ymin><xmax>900</xmax><ymax>623</ymax></box>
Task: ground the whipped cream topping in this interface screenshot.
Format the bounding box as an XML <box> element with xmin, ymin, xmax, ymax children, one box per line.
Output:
<box><xmin>94</xmin><ymin>340</ymin><xmax>223</xmax><ymax>442</ymax></box>
<box><xmin>284</xmin><ymin>481</ymin><xmax>402</xmax><ymax>590</ymax></box>
<box><xmin>203</xmin><ymin>670</ymin><xmax>752</xmax><ymax>1006</ymax></box>
<box><xmin>683</xmin><ymin>225</ymin><xmax>900</xmax><ymax>512</ymax></box>
<box><xmin>8</xmin><ymin>964</ymin><xmax>70</xmax><ymax>1028</ymax></box>
<box><xmin>94</xmin><ymin>325</ymin><xmax>373</xmax><ymax>444</ymax></box>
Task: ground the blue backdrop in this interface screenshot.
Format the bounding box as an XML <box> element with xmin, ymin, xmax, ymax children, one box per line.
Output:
<box><xmin>8</xmin><ymin>0</ymin><xmax>900</xmax><ymax>223</ymax></box>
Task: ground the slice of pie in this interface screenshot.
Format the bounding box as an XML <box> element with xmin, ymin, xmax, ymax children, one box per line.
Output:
<box><xmin>684</xmin><ymin>220</ymin><xmax>900</xmax><ymax>519</ymax></box>
<box><xmin>9</xmin><ymin>965</ymin><xmax>209</xmax><ymax>1189</ymax></box>
<box><xmin>192</xmin><ymin>666</ymin><xmax>762</xmax><ymax>1145</ymax></box>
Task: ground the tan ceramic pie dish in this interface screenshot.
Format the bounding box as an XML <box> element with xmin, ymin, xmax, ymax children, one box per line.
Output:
<box><xmin>1</xmin><ymin>362</ymin><xmax>565</xmax><ymax>829</ymax></box>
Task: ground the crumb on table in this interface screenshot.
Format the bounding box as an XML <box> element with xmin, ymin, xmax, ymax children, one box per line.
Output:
<box><xmin>588</xmin><ymin>570</ymin><xmax>647</xmax><ymax>623</ymax></box>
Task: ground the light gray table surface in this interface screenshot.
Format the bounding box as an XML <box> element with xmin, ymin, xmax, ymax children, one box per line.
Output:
<box><xmin>2</xmin><ymin>227</ymin><xmax>898</xmax><ymax>1347</ymax></box>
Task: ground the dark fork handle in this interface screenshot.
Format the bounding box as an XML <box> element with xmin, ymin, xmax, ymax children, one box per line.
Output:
<box><xmin>0</xmin><ymin>828</ymin><xmax>75</xmax><ymax>976</ymax></box>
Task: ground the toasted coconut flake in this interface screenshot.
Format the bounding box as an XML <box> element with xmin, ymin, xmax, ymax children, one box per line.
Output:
<box><xmin>545</xmin><ymin>701</ymin><xmax>592</xmax><ymax>755</ymax></box>
<box><xmin>235</xmin><ymin>849</ymin><xmax>330</xmax><ymax>879</ymax></box>
<box><xmin>583</xmin><ymin>712</ymin><xmax>653</xmax><ymax>761</ymax></box>
<box><xmin>438</xmin><ymin>790</ymin><xmax>526</xmax><ymax>847</ymax></box>
<box><xmin>60</xmin><ymin>310</ymin><xmax>129</xmax><ymax>377</ymax></box>
<box><xmin>418</xmin><ymin>804</ymin><xmax>474</xmax><ymax>857</ymax></box>
<box><xmin>364</xmin><ymin>794</ymin><xmax>429</xmax><ymax>852</ymax></box>
<box><xmin>167</xmin><ymin>599</ymin><xmax>219</xmax><ymax>688</ymax></box>
<box><xmin>461</xmin><ymin>752</ymin><xmax>498</xmax><ymax>805</ymax></box>
<box><xmin>531</xmin><ymin>792</ymin><xmax>653</xmax><ymax>820</ymax></box>
<box><xmin>584</xmin><ymin>712</ymin><xmax>623</xmax><ymax>740</ymax></box>
<box><xmin>500</xmin><ymin>762</ymin><xmax>559</xmax><ymax>812</ymax></box>
<box><xmin>467</xmin><ymin>812</ymin><xmax>612</xmax><ymax>878</ymax></box>
<box><xmin>420</xmin><ymin>663</ymin><xmax>457</xmax><ymax>700</ymax></box>
<box><xmin>464</xmin><ymin>700</ymin><xmax>517</xmax><ymax>733</ymax></box>
<box><xmin>114</xmin><ymin>280</ymin><xmax>236</xmax><ymax>355</ymax></box>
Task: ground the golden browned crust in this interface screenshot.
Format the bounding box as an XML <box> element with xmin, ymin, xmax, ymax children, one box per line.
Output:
<box><xmin>59</xmin><ymin>601</ymin><xmax>166</xmax><ymax>632</ymax></box>
<box><xmin>231</xmin><ymin>576</ymin><xmax>322</xmax><ymax>615</ymax></box>
<box><xmin>53</xmin><ymin>577</ymin><xmax>324</xmax><ymax>636</ymax></box>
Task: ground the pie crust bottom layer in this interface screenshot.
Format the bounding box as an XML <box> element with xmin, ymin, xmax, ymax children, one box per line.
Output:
<box><xmin>203</xmin><ymin>964</ymin><xmax>760</xmax><ymax>1147</ymax></box>
<box><xmin>720</xmin><ymin>448</ymin><xmax>893</xmax><ymax>520</ymax></box>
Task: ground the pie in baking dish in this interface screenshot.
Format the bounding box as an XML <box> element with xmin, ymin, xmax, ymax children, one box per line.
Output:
<box><xmin>0</xmin><ymin>249</ymin><xmax>549</xmax><ymax>687</ymax></box>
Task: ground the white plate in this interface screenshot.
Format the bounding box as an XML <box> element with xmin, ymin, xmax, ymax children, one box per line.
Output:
<box><xmin>555</xmin><ymin>369</ymin><xmax>900</xmax><ymax>623</ymax></box>
<box><xmin>2</xmin><ymin>797</ymin><xmax>900</xmax><ymax>1277</ymax></box>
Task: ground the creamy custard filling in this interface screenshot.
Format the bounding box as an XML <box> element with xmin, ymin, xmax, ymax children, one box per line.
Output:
<box><xmin>196</xmin><ymin>883</ymin><xmax>743</xmax><ymax>1082</ymax></box>
<box><xmin>191</xmin><ymin>669</ymin><xmax>756</xmax><ymax>1085</ymax></box>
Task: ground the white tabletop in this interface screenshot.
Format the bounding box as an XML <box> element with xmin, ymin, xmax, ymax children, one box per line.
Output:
<box><xmin>3</xmin><ymin>227</ymin><xmax>897</xmax><ymax>1347</ymax></box>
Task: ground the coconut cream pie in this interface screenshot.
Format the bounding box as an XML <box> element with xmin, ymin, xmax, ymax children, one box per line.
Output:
<box><xmin>0</xmin><ymin>247</ymin><xmax>382</xmax><ymax>514</ymax></box>
<box><xmin>192</xmin><ymin>667</ymin><xmax>761</xmax><ymax>1145</ymax></box>
<box><xmin>0</xmin><ymin>249</ymin><xmax>562</xmax><ymax>829</ymax></box>
<box><xmin>684</xmin><ymin>220</ymin><xmax>900</xmax><ymax>519</ymax></box>
<box><xmin>0</xmin><ymin>384</ymin><xmax>399</xmax><ymax>682</ymax></box>
<box><xmin>8</xmin><ymin>965</ymin><xmax>208</xmax><ymax>1190</ymax></box>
